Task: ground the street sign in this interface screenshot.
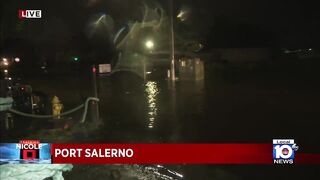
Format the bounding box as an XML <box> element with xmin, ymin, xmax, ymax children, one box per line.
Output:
<box><xmin>98</xmin><ymin>64</ymin><xmax>111</xmax><ymax>73</ymax></box>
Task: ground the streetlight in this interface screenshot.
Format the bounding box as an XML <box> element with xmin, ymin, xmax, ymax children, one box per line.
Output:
<box><xmin>145</xmin><ymin>40</ymin><xmax>154</xmax><ymax>49</ymax></box>
<box><xmin>144</xmin><ymin>40</ymin><xmax>154</xmax><ymax>80</ymax></box>
<box><xmin>14</xmin><ymin>57</ymin><xmax>20</xmax><ymax>63</ymax></box>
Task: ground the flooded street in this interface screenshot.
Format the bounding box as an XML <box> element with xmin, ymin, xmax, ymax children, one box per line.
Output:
<box><xmin>98</xmin><ymin>71</ymin><xmax>320</xmax><ymax>145</ymax></box>
<box><xmin>7</xmin><ymin>65</ymin><xmax>319</xmax><ymax>179</ymax></box>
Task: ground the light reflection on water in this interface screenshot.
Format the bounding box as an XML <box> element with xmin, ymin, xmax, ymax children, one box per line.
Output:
<box><xmin>145</xmin><ymin>81</ymin><xmax>159</xmax><ymax>129</ymax></box>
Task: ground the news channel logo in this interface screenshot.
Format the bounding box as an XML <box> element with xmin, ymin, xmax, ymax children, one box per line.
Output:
<box><xmin>273</xmin><ymin>139</ymin><xmax>299</xmax><ymax>164</ymax></box>
<box><xmin>0</xmin><ymin>140</ymin><xmax>51</xmax><ymax>164</ymax></box>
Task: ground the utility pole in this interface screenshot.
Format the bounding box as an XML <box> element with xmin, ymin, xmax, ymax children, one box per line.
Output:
<box><xmin>91</xmin><ymin>65</ymin><xmax>100</xmax><ymax>123</ymax></box>
<box><xmin>170</xmin><ymin>0</ymin><xmax>176</xmax><ymax>81</ymax></box>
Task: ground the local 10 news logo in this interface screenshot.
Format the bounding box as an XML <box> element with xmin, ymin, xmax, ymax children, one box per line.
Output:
<box><xmin>273</xmin><ymin>139</ymin><xmax>299</xmax><ymax>164</ymax></box>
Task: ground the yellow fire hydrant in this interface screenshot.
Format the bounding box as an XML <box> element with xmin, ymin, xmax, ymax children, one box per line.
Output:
<box><xmin>52</xmin><ymin>96</ymin><xmax>63</xmax><ymax>119</ymax></box>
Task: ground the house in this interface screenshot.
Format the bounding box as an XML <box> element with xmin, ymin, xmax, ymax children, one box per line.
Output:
<box><xmin>178</xmin><ymin>58</ymin><xmax>204</xmax><ymax>81</ymax></box>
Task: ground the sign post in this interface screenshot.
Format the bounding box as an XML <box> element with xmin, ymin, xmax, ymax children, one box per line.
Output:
<box><xmin>91</xmin><ymin>65</ymin><xmax>100</xmax><ymax>123</ymax></box>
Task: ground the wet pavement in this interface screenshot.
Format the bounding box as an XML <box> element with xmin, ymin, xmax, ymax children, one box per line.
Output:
<box><xmin>2</xmin><ymin>64</ymin><xmax>320</xmax><ymax>179</ymax></box>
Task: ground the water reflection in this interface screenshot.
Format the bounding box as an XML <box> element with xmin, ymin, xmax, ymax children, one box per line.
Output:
<box><xmin>144</xmin><ymin>165</ymin><xmax>184</xmax><ymax>180</ymax></box>
<box><xmin>145</xmin><ymin>81</ymin><xmax>159</xmax><ymax>129</ymax></box>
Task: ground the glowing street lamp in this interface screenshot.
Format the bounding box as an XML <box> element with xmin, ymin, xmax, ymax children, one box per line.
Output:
<box><xmin>14</xmin><ymin>57</ymin><xmax>20</xmax><ymax>62</ymax></box>
<box><xmin>145</xmin><ymin>40</ymin><xmax>154</xmax><ymax>49</ymax></box>
<box><xmin>1</xmin><ymin>58</ymin><xmax>9</xmax><ymax>66</ymax></box>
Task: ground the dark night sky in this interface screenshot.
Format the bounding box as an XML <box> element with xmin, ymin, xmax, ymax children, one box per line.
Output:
<box><xmin>1</xmin><ymin>0</ymin><xmax>320</xmax><ymax>51</ymax></box>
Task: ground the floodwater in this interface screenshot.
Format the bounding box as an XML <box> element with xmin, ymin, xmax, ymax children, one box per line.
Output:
<box><xmin>98</xmin><ymin>70</ymin><xmax>320</xmax><ymax>145</ymax></box>
<box><xmin>2</xmin><ymin>63</ymin><xmax>320</xmax><ymax>179</ymax></box>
